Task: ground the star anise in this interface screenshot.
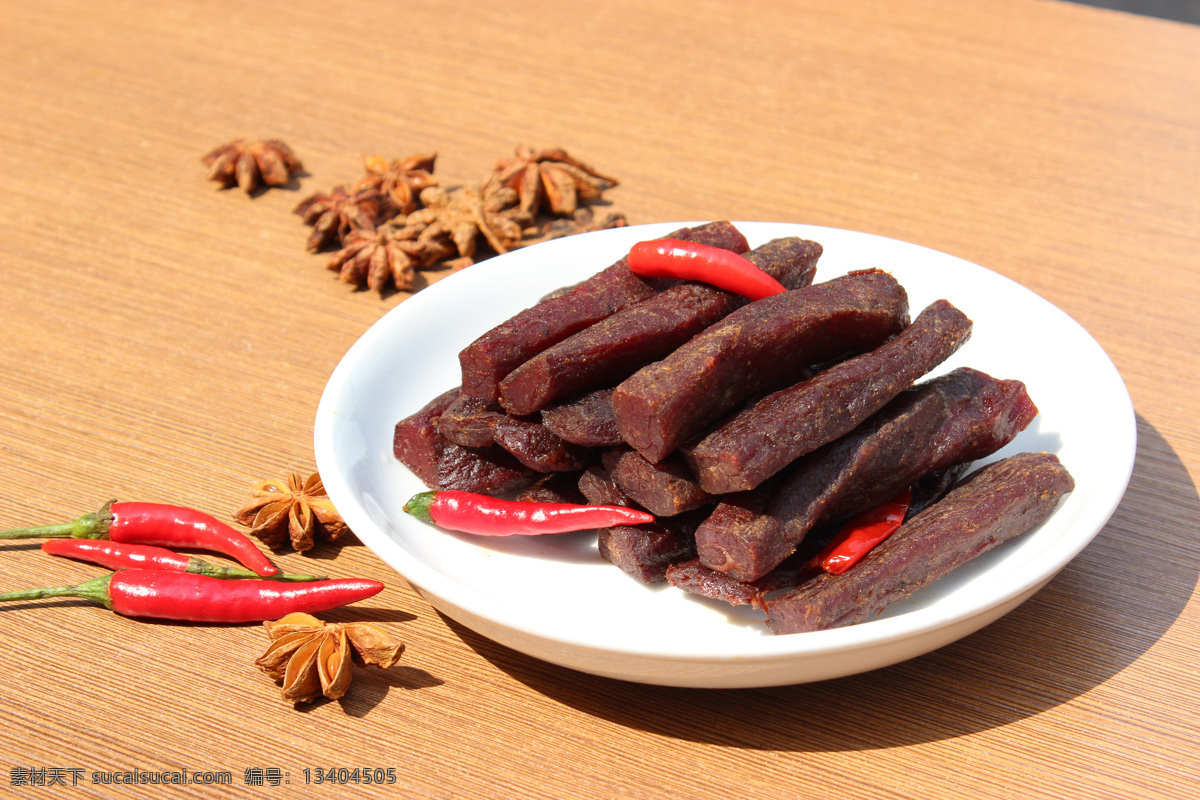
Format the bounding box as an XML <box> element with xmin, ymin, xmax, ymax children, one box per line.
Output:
<box><xmin>485</xmin><ymin>144</ymin><xmax>618</xmax><ymax>217</ymax></box>
<box><xmin>294</xmin><ymin>186</ymin><xmax>398</xmax><ymax>252</ymax></box>
<box><xmin>398</xmin><ymin>183</ymin><xmax>532</xmax><ymax>267</ymax></box>
<box><xmin>256</xmin><ymin>613</ymin><xmax>405</xmax><ymax>704</ymax></box>
<box><xmin>352</xmin><ymin>153</ymin><xmax>438</xmax><ymax>215</ymax></box>
<box><xmin>202</xmin><ymin>139</ymin><xmax>303</xmax><ymax>194</ymax></box>
<box><xmin>325</xmin><ymin>223</ymin><xmax>456</xmax><ymax>294</ymax></box>
<box><xmin>519</xmin><ymin>208</ymin><xmax>629</xmax><ymax>246</ymax></box>
<box><xmin>235</xmin><ymin>472</ymin><xmax>351</xmax><ymax>552</ymax></box>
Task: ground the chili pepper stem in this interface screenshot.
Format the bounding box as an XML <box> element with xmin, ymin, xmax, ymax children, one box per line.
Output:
<box><xmin>0</xmin><ymin>502</ymin><xmax>114</xmax><ymax>540</ymax></box>
<box><xmin>187</xmin><ymin>559</ymin><xmax>327</xmax><ymax>582</ymax></box>
<box><xmin>402</xmin><ymin>492</ymin><xmax>437</xmax><ymax>524</ymax></box>
<box><xmin>0</xmin><ymin>574</ymin><xmax>113</xmax><ymax>609</ymax></box>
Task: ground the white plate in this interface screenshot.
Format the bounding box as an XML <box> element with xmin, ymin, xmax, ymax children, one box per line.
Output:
<box><xmin>314</xmin><ymin>222</ymin><xmax>1136</xmax><ymax>688</ymax></box>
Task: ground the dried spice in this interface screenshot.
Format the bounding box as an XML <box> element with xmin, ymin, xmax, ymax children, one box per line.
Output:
<box><xmin>485</xmin><ymin>144</ymin><xmax>618</xmax><ymax>217</ymax></box>
<box><xmin>397</xmin><ymin>184</ymin><xmax>533</xmax><ymax>266</ymax></box>
<box><xmin>294</xmin><ymin>185</ymin><xmax>397</xmax><ymax>251</ymax></box>
<box><xmin>202</xmin><ymin>139</ymin><xmax>303</xmax><ymax>194</ymax></box>
<box><xmin>325</xmin><ymin>223</ymin><xmax>455</xmax><ymax>294</ymax></box>
<box><xmin>236</xmin><ymin>472</ymin><xmax>351</xmax><ymax>552</ymax></box>
<box><xmin>353</xmin><ymin>153</ymin><xmax>438</xmax><ymax>215</ymax></box>
<box><xmin>520</xmin><ymin>208</ymin><xmax>628</xmax><ymax>246</ymax></box>
<box><xmin>256</xmin><ymin>612</ymin><xmax>405</xmax><ymax>704</ymax></box>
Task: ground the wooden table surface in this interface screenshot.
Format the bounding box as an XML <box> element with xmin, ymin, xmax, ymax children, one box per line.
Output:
<box><xmin>2</xmin><ymin>0</ymin><xmax>1197</xmax><ymax>797</ymax></box>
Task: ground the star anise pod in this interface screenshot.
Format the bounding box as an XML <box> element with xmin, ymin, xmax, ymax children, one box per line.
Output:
<box><xmin>256</xmin><ymin>613</ymin><xmax>405</xmax><ymax>704</ymax></box>
<box><xmin>399</xmin><ymin>183</ymin><xmax>532</xmax><ymax>267</ymax></box>
<box><xmin>294</xmin><ymin>185</ymin><xmax>398</xmax><ymax>251</ymax></box>
<box><xmin>202</xmin><ymin>139</ymin><xmax>303</xmax><ymax>194</ymax></box>
<box><xmin>352</xmin><ymin>153</ymin><xmax>438</xmax><ymax>215</ymax></box>
<box><xmin>485</xmin><ymin>144</ymin><xmax>618</xmax><ymax>217</ymax></box>
<box><xmin>519</xmin><ymin>208</ymin><xmax>629</xmax><ymax>247</ymax></box>
<box><xmin>325</xmin><ymin>223</ymin><xmax>456</xmax><ymax>294</ymax></box>
<box><xmin>235</xmin><ymin>472</ymin><xmax>351</xmax><ymax>552</ymax></box>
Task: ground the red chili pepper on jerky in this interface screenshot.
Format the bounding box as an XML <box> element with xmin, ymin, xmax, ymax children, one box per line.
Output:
<box><xmin>403</xmin><ymin>489</ymin><xmax>655</xmax><ymax>536</ymax></box>
<box><xmin>0</xmin><ymin>501</ymin><xmax>279</xmax><ymax>577</ymax></box>
<box><xmin>0</xmin><ymin>570</ymin><xmax>383</xmax><ymax>623</ymax></box>
<box><xmin>457</xmin><ymin>221</ymin><xmax>750</xmax><ymax>402</ymax></box>
<box><xmin>626</xmin><ymin>239</ymin><xmax>789</xmax><ymax>300</ymax></box>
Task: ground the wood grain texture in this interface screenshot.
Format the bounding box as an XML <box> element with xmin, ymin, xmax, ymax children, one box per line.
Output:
<box><xmin>0</xmin><ymin>0</ymin><xmax>1197</xmax><ymax>797</ymax></box>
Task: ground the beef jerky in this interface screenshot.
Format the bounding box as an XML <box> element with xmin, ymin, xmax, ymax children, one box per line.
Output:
<box><xmin>765</xmin><ymin>452</ymin><xmax>1074</xmax><ymax>634</ymax></box>
<box><xmin>515</xmin><ymin>472</ymin><xmax>587</xmax><ymax>504</ymax></box>
<box><xmin>393</xmin><ymin>387</ymin><xmax>460</xmax><ymax>487</ymax></box>
<box><xmin>576</xmin><ymin>464</ymin><xmax>699</xmax><ymax>584</ymax></box>
<box><xmin>604</xmin><ymin>449</ymin><xmax>711</xmax><ymax>517</ymax></box>
<box><xmin>695</xmin><ymin>367</ymin><xmax>1038</xmax><ymax>582</ymax></box>
<box><xmin>438</xmin><ymin>393</ymin><xmax>508</xmax><ymax>448</ymax></box>
<box><xmin>434</xmin><ymin>441</ymin><xmax>540</xmax><ymax>495</ymax></box>
<box><xmin>541</xmin><ymin>388</ymin><xmax>623</xmax><ymax>447</ymax></box>
<box><xmin>458</xmin><ymin>221</ymin><xmax>750</xmax><ymax>401</ymax></box>
<box><xmin>612</xmin><ymin>270</ymin><xmax>910</xmax><ymax>463</ymax></box>
<box><xmin>684</xmin><ymin>299</ymin><xmax>972</xmax><ymax>493</ymax></box>
<box><xmin>491</xmin><ymin>416</ymin><xmax>595</xmax><ymax>473</ymax></box>
<box><xmin>497</xmin><ymin>238</ymin><xmax>823</xmax><ymax>415</ymax></box>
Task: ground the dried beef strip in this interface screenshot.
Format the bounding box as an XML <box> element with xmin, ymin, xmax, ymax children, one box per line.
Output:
<box><xmin>457</xmin><ymin>221</ymin><xmax>750</xmax><ymax>401</ymax></box>
<box><xmin>612</xmin><ymin>270</ymin><xmax>910</xmax><ymax>464</ymax></box>
<box><xmin>496</xmin><ymin>238</ymin><xmax>823</xmax><ymax>416</ymax></box>
<box><xmin>765</xmin><ymin>452</ymin><xmax>1075</xmax><ymax>634</ymax></box>
<box><xmin>490</xmin><ymin>416</ymin><xmax>595</xmax><ymax>473</ymax></box>
<box><xmin>603</xmin><ymin>449</ymin><xmax>711</xmax><ymax>517</ymax></box>
<box><xmin>393</xmin><ymin>388</ymin><xmax>460</xmax><ymax>487</ymax></box>
<box><xmin>695</xmin><ymin>367</ymin><xmax>1039</xmax><ymax>582</ymax></box>
<box><xmin>515</xmin><ymin>472</ymin><xmax>587</xmax><ymax>504</ymax></box>
<box><xmin>683</xmin><ymin>299</ymin><xmax>972</xmax><ymax>493</ymax></box>
<box><xmin>540</xmin><ymin>388</ymin><xmax>623</xmax><ymax>447</ymax></box>
<box><xmin>438</xmin><ymin>393</ymin><xmax>508</xmax><ymax>448</ymax></box>
<box><xmin>576</xmin><ymin>465</ymin><xmax>699</xmax><ymax>584</ymax></box>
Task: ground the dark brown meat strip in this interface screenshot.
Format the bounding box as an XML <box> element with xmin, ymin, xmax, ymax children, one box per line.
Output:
<box><xmin>576</xmin><ymin>465</ymin><xmax>699</xmax><ymax>583</ymax></box>
<box><xmin>496</xmin><ymin>238</ymin><xmax>823</xmax><ymax>415</ymax></box>
<box><xmin>515</xmin><ymin>472</ymin><xmax>587</xmax><ymax>504</ymax></box>
<box><xmin>490</xmin><ymin>416</ymin><xmax>596</xmax><ymax>473</ymax></box>
<box><xmin>612</xmin><ymin>270</ymin><xmax>910</xmax><ymax>463</ymax></box>
<box><xmin>438</xmin><ymin>393</ymin><xmax>508</xmax><ymax>448</ymax></box>
<box><xmin>696</xmin><ymin>367</ymin><xmax>1039</xmax><ymax>582</ymax></box>
<box><xmin>765</xmin><ymin>452</ymin><xmax>1075</xmax><ymax>634</ymax></box>
<box><xmin>540</xmin><ymin>388</ymin><xmax>623</xmax><ymax>447</ymax></box>
<box><xmin>683</xmin><ymin>299</ymin><xmax>973</xmax><ymax>493</ymax></box>
<box><xmin>457</xmin><ymin>221</ymin><xmax>750</xmax><ymax>401</ymax></box>
<box><xmin>603</xmin><ymin>449</ymin><xmax>711</xmax><ymax>517</ymax></box>
<box><xmin>393</xmin><ymin>388</ymin><xmax>460</xmax><ymax>487</ymax></box>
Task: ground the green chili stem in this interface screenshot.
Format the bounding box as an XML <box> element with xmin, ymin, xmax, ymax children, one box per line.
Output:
<box><xmin>0</xmin><ymin>574</ymin><xmax>113</xmax><ymax>608</ymax></box>
<box><xmin>0</xmin><ymin>503</ymin><xmax>113</xmax><ymax>540</ymax></box>
<box><xmin>186</xmin><ymin>558</ymin><xmax>326</xmax><ymax>582</ymax></box>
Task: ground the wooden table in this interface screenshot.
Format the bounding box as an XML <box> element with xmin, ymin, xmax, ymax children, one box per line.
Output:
<box><xmin>1</xmin><ymin>0</ymin><xmax>1197</xmax><ymax>797</ymax></box>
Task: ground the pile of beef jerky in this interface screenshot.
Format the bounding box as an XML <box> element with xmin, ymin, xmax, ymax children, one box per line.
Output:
<box><xmin>393</xmin><ymin>221</ymin><xmax>1075</xmax><ymax>634</ymax></box>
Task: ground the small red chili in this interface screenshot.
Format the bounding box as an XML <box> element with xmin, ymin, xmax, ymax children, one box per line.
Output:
<box><xmin>41</xmin><ymin>540</ymin><xmax>326</xmax><ymax>582</ymax></box>
<box><xmin>815</xmin><ymin>489</ymin><xmax>912</xmax><ymax>575</ymax></box>
<box><xmin>0</xmin><ymin>569</ymin><xmax>384</xmax><ymax>623</ymax></box>
<box><xmin>0</xmin><ymin>501</ymin><xmax>279</xmax><ymax>577</ymax></box>
<box><xmin>403</xmin><ymin>490</ymin><xmax>655</xmax><ymax>536</ymax></box>
<box><xmin>627</xmin><ymin>239</ymin><xmax>787</xmax><ymax>300</ymax></box>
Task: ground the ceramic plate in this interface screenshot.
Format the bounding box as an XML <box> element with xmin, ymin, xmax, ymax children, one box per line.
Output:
<box><xmin>314</xmin><ymin>222</ymin><xmax>1136</xmax><ymax>688</ymax></box>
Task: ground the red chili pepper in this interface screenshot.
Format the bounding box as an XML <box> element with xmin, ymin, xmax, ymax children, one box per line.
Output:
<box><xmin>403</xmin><ymin>490</ymin><xmax>655</xmax><ymax>536</ymax></box>
<box><xmin>0</xmin><ymin>501</ymin><xmax>279</xmax><ymax>577</ymax></box>
<box><xmin>0</xmin><ymin>569</ymin><xmax>383</xmax><ymax>623</ymax></box>
<box><xmin>627</xmin><ymin>239</ymin><xmax>787</xmax><ymax>300</ymax></box>
<box><xmin>815</xmin><ymin>489</ymin><xmax>912</xmax><ymax>575</ymax></box>
<box><xmin>41</xmin><ymin>540</ymin><xmax>326</xmax><ymax>582</ymax></box>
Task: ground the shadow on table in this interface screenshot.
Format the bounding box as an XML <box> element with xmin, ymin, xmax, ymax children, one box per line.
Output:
<box><xmin>449</xmin><ymin>414</ymin><xmax>1198</xmax><ymax>751</ymax></box>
